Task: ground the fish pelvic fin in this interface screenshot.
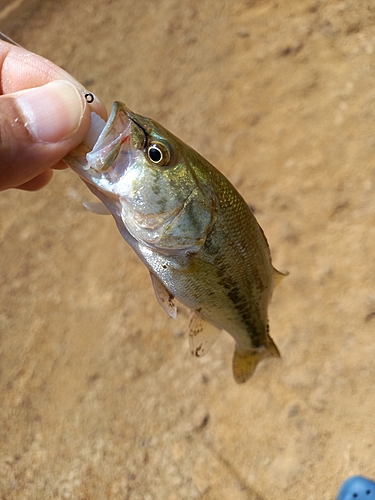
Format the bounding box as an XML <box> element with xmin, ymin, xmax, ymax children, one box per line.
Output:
<box><xmin>273</xmin><ymin>267</ymin><xmax>288</xmax><ymax>288</ymax></box>
<box><xmin>232</xmin><ymin>337</ymin><xmax>280</xmax><ymax>384</ymax></box>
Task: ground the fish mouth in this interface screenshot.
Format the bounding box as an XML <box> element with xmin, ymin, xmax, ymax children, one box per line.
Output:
<box><xmin>64</xmin><ymin>101</ymin><xmax>133</xmax><ymax>176</ymax></box>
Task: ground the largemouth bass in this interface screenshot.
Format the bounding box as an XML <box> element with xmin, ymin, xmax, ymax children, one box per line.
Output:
<box><xmin>64</xmin><ymin>102</ymin><xmax>286</xmax><ymax>383</ymax></box>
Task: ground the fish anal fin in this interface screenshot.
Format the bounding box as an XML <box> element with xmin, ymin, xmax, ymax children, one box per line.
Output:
<box><xmin>150</xmin><ymin>273</ymin><xmax>177</xmax><ymax>319</ymax></box>
<box><xmin>189</xmin><ymin>313</ymin><xmax>221</xmax><ymax>357</ymax></box>
<box><xmin>232</xmin><ymin>337</ymin><xmax>281</xmax><ymax>384</ymax></box>
<box><xmin>83</xmin><ymin>201</ymin><xmax>111</xmax><ymax>215</ymax></box>
<box><xmin>273</xmin><ymin>267</ymin><xmax>288</xmax><ymax>288</ymax></box>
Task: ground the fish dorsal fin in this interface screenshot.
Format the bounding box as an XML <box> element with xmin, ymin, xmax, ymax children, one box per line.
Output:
<box><xmin>273</xmin><ymin>267</ymin><xmax>288</xmax><ymax>288</ymax></box>
<box><xmin>189</xmin><ymin>313</ymin><xmax>221</xmax><ymax>357</ymax></box>
<box><xmin>150</xmin><ymin>273</ymin><xmax>177</xmax><ymax>319</ymax></box>
<box><xmin>83</xmin><ymin>201</ymin><xmax>111</xmax><ymax>215</ymax></box>
<box><xmin>232</xmin><ymin>338</ymin><xmax>280</xmax><ymax>384</ymax></box>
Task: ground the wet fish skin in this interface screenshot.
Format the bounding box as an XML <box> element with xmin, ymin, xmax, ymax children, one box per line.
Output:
<box><xmin>65</xmin><ymin>102</ymin><xmax>285</xmax><ymax>383</ymax></box>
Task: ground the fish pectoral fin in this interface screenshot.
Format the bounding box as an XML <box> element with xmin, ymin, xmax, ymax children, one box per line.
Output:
<box><xmin>273</xmin><ymin>267</ymin><xmax>289</xmax><ymax>287</ymax></box>
<box><xmin>150</xmin><ymin>273</ymin><xmax>177</xmax><ymax>319</ymax></box>
<box><xmin>83</xmin><ymin>201</ymin><xmax>111</xmax><ymax>215</ymax></box>
<box><xmin>232</xmin><ymin>338</ymin><xmax>280</xmax><ymax>384</ymax></box>
<box><xmin>189</xmin><ymin>313</ymin><xmax>221</xmax><ymax>357</ymax></box>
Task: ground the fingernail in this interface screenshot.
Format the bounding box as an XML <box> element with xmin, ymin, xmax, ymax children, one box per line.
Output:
<box><xmin>16</xmin><ymin>80</ymin><xmax>85</xmax><ymax>143</ymax></box>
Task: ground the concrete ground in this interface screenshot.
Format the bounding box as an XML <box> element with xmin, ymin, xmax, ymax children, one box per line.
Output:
<box><xmin>1</xmin><ymin>0</ymin><xmax>375</xmax><ymax>498</ymax></box>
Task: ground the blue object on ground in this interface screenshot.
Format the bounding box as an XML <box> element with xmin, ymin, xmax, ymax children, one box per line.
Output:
<box><xmin>337</xmin><ymin>476</ymin><xmax>375</xmax><ymax>500</ymax></box>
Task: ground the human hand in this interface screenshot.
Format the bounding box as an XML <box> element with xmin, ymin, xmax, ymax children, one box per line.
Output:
<box><xmin>0</xmin><ymin>41</ymin><xmax>107</xmax><ymax>191</ymax></box>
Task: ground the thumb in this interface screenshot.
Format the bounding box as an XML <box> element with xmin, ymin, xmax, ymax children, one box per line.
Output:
<box><xmin>0</xmin><ymin>80</ymin><xmax>92</xmax><ymax>191</ymax></box>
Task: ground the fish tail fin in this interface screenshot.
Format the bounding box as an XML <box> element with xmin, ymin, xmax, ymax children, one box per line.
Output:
<box><xmin>232</xmin><ymin>337</ymin><xmax>280</xmax><ymax>384</ymax></box>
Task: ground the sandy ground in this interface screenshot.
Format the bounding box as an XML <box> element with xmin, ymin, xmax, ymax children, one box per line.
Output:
<box><xmin>1</xmin><ymin>0</ymin><xmax>375</xmax><ymax>498</ymax></box>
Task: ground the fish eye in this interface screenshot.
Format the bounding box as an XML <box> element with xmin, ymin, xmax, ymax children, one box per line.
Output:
<box><xmin>147</xmin><ymin>142</ymin><xmax>171</xmax><ymax>166</ymax></box>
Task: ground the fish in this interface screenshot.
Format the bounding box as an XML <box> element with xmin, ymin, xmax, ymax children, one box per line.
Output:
<box><xmin>64</xmin><ymin>101</ymin><xmax>286</xmax><ymax>383</ymax></box>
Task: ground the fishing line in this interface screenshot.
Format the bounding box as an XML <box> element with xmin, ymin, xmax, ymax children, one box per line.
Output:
<box><xmin>0</xmin><ymin>31</ymin><xmax>21</xmax><ymax>47</ymax></box>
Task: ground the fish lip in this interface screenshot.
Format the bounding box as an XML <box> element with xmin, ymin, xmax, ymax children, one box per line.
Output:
<box><xmin>65</xmin><ymin>101</ymin><xmax>132</xmax><ymax>175</ymax></box>
<box><xmin>86</xmin><ymin>101</ymin><xmax>132</xmax><ymax>172</ymax></box>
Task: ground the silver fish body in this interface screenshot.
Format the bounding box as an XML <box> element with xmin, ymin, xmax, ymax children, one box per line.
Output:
<box><xmin>65</xmin><ymin>102</ymin><xmax>285</xmax><ymax>383</ymax></box>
